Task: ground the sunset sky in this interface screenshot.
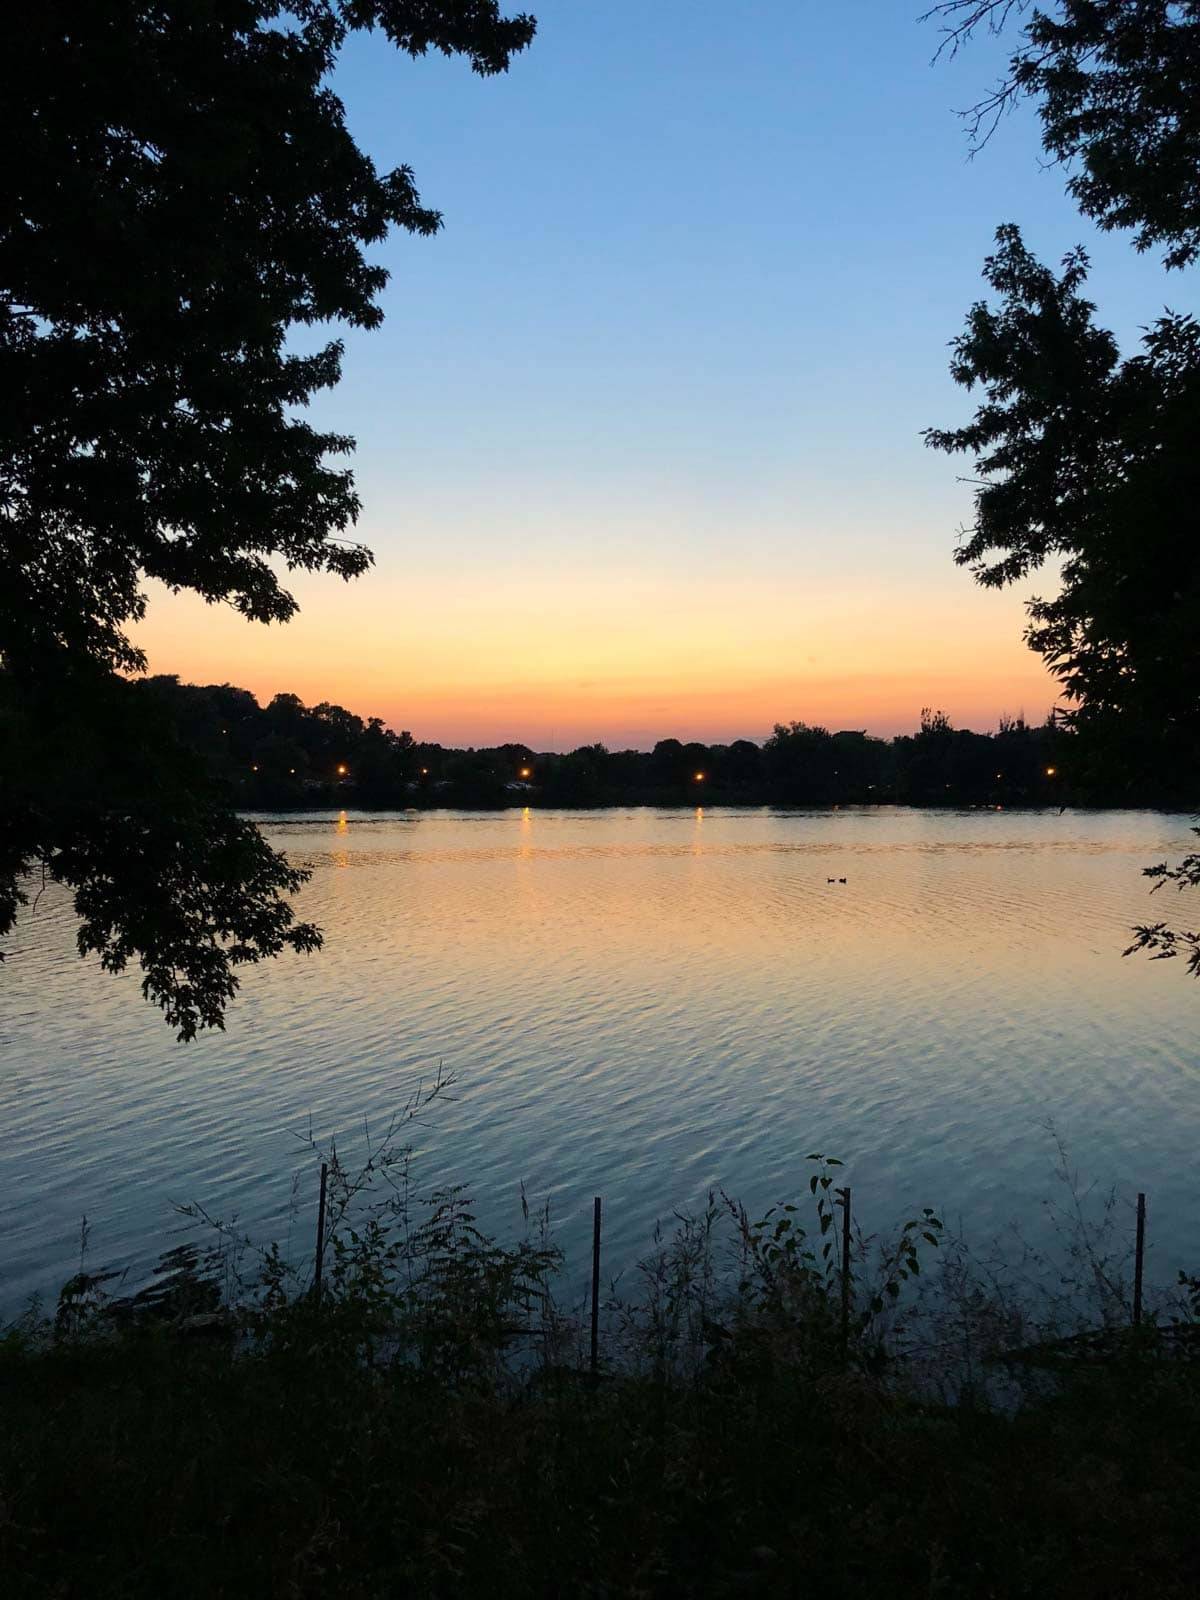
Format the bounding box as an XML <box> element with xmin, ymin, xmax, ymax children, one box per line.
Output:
<box><xmin>133</xmin><ymin>0</ymin><xmax>1172</xmax><ymax>750</ymax></box>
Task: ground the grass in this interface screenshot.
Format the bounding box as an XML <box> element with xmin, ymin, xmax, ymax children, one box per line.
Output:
<box><xmin>3</xmin><ymin>1120</ymin><xmax>1199</xmax><ymax>1597</ymax></box>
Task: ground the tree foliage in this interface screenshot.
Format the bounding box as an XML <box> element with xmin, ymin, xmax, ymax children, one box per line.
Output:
<box><xmin>928</xmin><ymin>1</ymin><xmax>1200</xmax><ymax>268</ymax></box>
<box><xmin>0</xmin><ymin>2</ymin><xmax>535</xmax><ymax>1035</ymax></box>
<box><xmin>116</xmin><ymin>676</ymin><xmax>1124</xmax><ymax>810</ymax></box>
<box><xmin>927</xmin><ymin>0</ymin><xmax>1200</xmax><ymax>974</ymax></box>
<box><xmin>925</xmin><ymin>224</ymin><xmax>1200</xmax><ymax>744</ymax></box>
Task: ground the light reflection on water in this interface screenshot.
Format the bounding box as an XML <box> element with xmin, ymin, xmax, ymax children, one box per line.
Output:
<box><xmin>1</xmin><ymin>806</ymin><xmax>1197</xmax><ymax>1309</ymax></box>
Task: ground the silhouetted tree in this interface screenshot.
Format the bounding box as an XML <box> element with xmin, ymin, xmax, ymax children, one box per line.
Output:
<box><xmin>649</xmin><ymin>739</ymin><xmax>687</xmax><ymax>789</ymax></box>
<box><xmin>927</xmin><ymin>0</ymin><xmax>1200</xmax><ymax>970</ymax></box>
<box><xmin>681</xmin><ymin>743</ymin><xmax>713</xmax><ymax>787</ymax></box>
<box><xmin>24</xmin><ymin>667</ymin><xmax>1188</xmax><ymax>814</ymax></box>
<box><xmin>928</xmin><ymin>1</ymin><xmax>1200</xmax><ymax>268</ymax></box>
<box><xmin>829</xmin><ymin>730</ymin><xmax>891</xmax><ymax>800</ymax></box>
<box><xmin>762</xmin><ymin>722</ymin><xmax>842</xmax><ymax>804</ymax></box>
<box><xmin>723</xmin><ymin>739</ymin><xmax>765</xmax><ymax>790</ymax></box>
<box><xmin>0</xmin><ymin>2</ymin><xmax>535</xmax><ymax>1034</ymax></box>
<box><xmin>926</xmin><ymin>228</ymin><xmax>1200</xmax><ymax>746</ymax></box>
<box><xmin>541</xmin><ymin>744</ymin><xmax>610</xmax><ymax>805</ymax></box>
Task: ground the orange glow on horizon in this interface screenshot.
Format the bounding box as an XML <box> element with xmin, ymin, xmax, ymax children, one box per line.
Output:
<box><xmin>131</xmin><ymin>564</ymin><xmax>1062</xmax><ymax>750</ymax></box>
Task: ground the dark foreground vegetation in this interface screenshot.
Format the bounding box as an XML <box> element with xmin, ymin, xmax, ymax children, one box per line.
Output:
<box><xmin>4</xmin><ymin>1133</ymin><xmax>1199</xmax><ymax>1598</ymax></box>
<box><xmin>132</xmin><ymin>675</ymin><xmax>1198</xmax><ymax>812</ymax></box>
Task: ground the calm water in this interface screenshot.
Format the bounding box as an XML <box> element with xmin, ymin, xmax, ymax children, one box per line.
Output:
<box><xmin>2</xmin><ymin>807</ymin><xmax>1198</xmax><ymax>1309</ymax></box>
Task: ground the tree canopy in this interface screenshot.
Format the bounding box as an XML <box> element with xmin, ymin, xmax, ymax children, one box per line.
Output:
<box><xmin>929</xmin><ymin>1</ymin><xmax>1200</xmax><ymax>268</ymax></box>
<box><xmin>926</xmin><ymin>223</ymin><xmax>1200</xmax><ymax>750</ymax></box>
<box><xmin>104</xmin><ymin>675</ymin><xmax>1141</xmax><ymax>811</ymax></box>
<box><xmin>0</xmin><ymin>2</ymin><xmax>535</xmax><ymax>1036</ymax></box>
<box><xmin>926</xmin><ymin>0</ymin><xmax>1200</xmax><ymax>971</ymax></box>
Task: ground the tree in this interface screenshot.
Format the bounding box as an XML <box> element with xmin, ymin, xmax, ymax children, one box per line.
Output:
<box><xmin>0</xmin><ymin>2</ymin><xmax>535</xmax><ymax>1036</ymax></box>
<box><xmin>926</xmin><ymin>0</ymin><xmax>1200</xmax><ymax>971</ymax></box>
<box><xmin>925</xmin><ymin>224</ymin><xmax>1200</xmax><ymax>742</ymax></box>
<box><xmin>721</xmin><ymin>738</ymin><xmax>765</xmax><ymax>791</ymax></box>
<box><xmin>762</xmin><ymin>721</ymin><xmax>840</xmax><ymax>804</ymax></box>
<box><xmin>927</xmin><ymin>1</ymin><xmax>1200</xmax><ymax>268</ymax></box>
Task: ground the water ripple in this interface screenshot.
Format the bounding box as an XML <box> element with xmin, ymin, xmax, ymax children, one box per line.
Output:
<box><xmin>1</xmin><ymin>807</ymin><xmax>1197</xmax><ymax>1307</ymax></box>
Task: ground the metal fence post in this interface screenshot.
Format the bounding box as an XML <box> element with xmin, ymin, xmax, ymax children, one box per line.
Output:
<box><xmin>590</xmin><ymin>1196</ymin><xmax>602</xmax><ymax>1376</ymax></box>
<box><xmin>313</xmin><ymin>1161</ymin><xmax>328</xmax><ymax>1302</ymax></box>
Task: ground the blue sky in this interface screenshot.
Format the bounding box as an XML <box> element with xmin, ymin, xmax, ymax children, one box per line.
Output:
<box><xmin>140</xmin><ymin>1</ymin><xmax>1187</xmax><ymax>747</ymax></box>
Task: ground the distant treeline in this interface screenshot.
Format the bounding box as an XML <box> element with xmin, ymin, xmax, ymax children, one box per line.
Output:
<box><xmin>133</xmin><ymin>677</ymin><xmax>1195</xmax><ymax>811</ymax></box>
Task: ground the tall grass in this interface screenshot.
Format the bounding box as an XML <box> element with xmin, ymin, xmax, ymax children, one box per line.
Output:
<box><xmin>3</xmin><ymin>1105</ymin><xmax>1199</xmax><ymax>1597</ymax></box>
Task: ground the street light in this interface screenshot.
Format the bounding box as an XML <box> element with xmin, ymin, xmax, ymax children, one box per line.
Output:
<box><xmin>519</xmin><ymin>766</ymin><xmax>532</xmax><ymax>780</ymax></box>
<box><xmin>336</xmin><ymin>763</ymin><xmax>348</xmax><ymax>777</ymax></box>
<box><xmin>1045</xmin><ymin>765</ymin><xmax>1057</xmax><ymax>777</ymax></box>
<box><xmin>694</xmin><ymin>771</ymin><xmax>705</xmax><ymax>782</ymax></box>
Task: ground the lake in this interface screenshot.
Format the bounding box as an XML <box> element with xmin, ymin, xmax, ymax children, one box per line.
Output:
<box><xmin>2</xmin><ymin>806</ymin><xmax>1197</xmax><ymax>1311</ymax></box>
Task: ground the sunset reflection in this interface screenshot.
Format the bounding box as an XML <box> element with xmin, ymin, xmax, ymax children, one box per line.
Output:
<box><xmin>7</xmin><ymin>808</ymin><xmax>1199</xmax><ymax>1319</ymax></box>
<box><xmin>283</xmin><ymin>808</ymin><xmax>1190</xmax><ymax>984</ymax></box>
